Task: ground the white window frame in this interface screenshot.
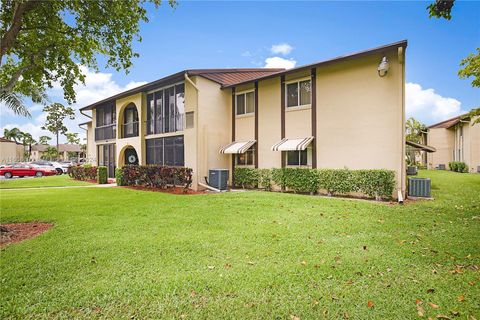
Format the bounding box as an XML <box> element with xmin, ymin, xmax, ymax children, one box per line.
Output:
<box><xmin>285</xmin><ymin>147</ymin><xmax>312</xmax><ymax>167</ymax></box>
<box><xmin>235</xmin><ymin>147</ymin><xmax>255</xmax><ymax>167</ymax></box>
<box><xmin>285</xmin><ymin>76</ymin><xmax>312</xmax><ymax>109</ymax></box>
<box><xmin>235</xmin><ymin>90</ymin><xmax>255</xmax><ymax>117</ymax></box>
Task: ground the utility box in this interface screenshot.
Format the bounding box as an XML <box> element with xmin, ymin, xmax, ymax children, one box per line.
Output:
<box><xmin>209</xmin><ymin>169</ymin><xmax>229</xmax><ymax>190</ymax></box>
<box><xmin>408</xmin><ymin>177</ymin><xmax>431</xmax><ymax>198</ymax></box>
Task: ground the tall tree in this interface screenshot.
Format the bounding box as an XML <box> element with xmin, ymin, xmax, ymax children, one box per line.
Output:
<box><xmin>406</xmin><ymin>117</ymin><xmax>427</xmax><ymax>143</ymax></box>
<box><xmin>3</xmin><ymin>127</ymin><xmax>23</xmax><ymax>142</ymax></box>
<box><xmin>65</xmin><ymin>132</ymin><xmax>80</xmax><ymax>145</ymax></box>
<box><xmin>427</xmin><ymin>0</ymin><xmax>479</xmax><ymax>89</ymax></box>
<box><xmin>41</xmin><ymin>103</ymin><xmax>75</xmax><ymax>152</ymax></box>
<box><xmin>41</xmin><ymin>146</ymin><xmax>59</xmax><ymax>161</ymax></box>
<box><xmin>19</xmin><ymin>131</ymin><xmax>35</xmax><ymax>157</ymax></box>
<box><xmin>0</xmin><ymin>0</ymin><xmax>176</xmax><ymax>117</ymax></box>
<box><xmin>38</xmin><ymin>135</ymin><xmax>51</xmax><ymax>145</ymax></box>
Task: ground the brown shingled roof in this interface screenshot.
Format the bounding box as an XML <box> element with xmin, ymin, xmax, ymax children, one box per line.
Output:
<box><xmin>428</xmin><ymin>113</ymin><xmax>469</xmax><ymax>129</ymax></box>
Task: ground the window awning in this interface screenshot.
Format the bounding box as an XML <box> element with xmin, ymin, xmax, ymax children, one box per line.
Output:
<box><xmin>271</xmin><ymin>137</ymin><xmax>314</xmax><ymax>151</ymax></box>
<box><xmin>219</xmin><ymin>140</ymin><xmax>256</xmax><ymax>154</ymax></box>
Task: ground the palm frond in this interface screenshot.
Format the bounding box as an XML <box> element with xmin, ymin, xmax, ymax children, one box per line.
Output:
<box><xmin>0</xmin><ymin>91</ymin><xmax>31</xmax><ymax>117</ymax></box>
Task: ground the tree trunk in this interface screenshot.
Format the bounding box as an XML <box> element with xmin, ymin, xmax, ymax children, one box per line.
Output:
<box><xmin>56</xmin><ymin>131</ymin><xmax>59</xmax><ymax>160</ymax></box>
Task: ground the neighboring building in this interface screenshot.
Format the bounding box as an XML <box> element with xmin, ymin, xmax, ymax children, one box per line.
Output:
<box><xmin>81</xmin><ymin>40</ymin><xmax>407</xmax><ymax>197</ymax></box>
<box><xmin>31</xmin><ymin>144</ymin><xmax>84</xmax><ymax>161</ymax></box>
<box><xmin>0</xmin><ymin>138</ymin><xmax>25</xmax><ymax>164</ymax></box>
<box><xmin>427</xmin><ymin>113</ymin><xmax>480</xmax><ymax>172</ymax></box>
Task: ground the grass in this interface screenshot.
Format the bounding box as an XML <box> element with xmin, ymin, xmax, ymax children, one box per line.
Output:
<box><xmin>0</xmin><ymin>174</ymin><xmax>92</xmax><ymax>189</ymax></box>
<box><xmin>0</xmin><ymin>170</ymin><xmax>479</xmax><ymax>319</ymax></box>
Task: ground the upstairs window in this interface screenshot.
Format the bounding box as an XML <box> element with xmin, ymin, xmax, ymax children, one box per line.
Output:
<box><xmin>96</xmin><ymin>103</ymin><xmax>116</xmax><ymax>127</ymax></box>
<box><xmin>286</xmin><ymin>79</ymin><xmax>311</xmax><ymax>108</ymax></box>
<box><xmin>236</xmin><ymin>91</ymin><xmax>255</xmax><ymax>116</ymax></box>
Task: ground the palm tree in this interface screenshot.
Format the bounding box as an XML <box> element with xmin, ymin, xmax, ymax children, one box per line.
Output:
<box><xmin>3</xmin><ymin>127</ymin><xmax>23</xmax><ymax>143</ymax></box>
<box><xmin>20</xmin><ymin>132</ymin><xmax>36</xmax><ymax>158</ymax></box>
<box><xmin>0</xmin><ymin>91</ymin><xmax>30</xmax><ymax>117</ymax></box>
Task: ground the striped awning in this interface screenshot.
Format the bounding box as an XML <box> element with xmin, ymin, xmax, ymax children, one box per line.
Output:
<box><xmin>271</xmin><ymin>137</ymin><xmax>314</xmax><ymax>151</ymax></box>
<box><xmin>220</xmin><ymin>140</ymin><xmax>256</xmax><ymax>154</ymax></box>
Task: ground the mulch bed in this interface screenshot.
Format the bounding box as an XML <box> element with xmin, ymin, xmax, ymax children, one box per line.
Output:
<box><xmin>121</xmin><ymin>185</ymin><xmax>207</xmax><ymax>195</ymax></box>
<box><xmin>0</xmin><ymin>222</ymin><xmax>53</xmax><ymax>248</ymax></box>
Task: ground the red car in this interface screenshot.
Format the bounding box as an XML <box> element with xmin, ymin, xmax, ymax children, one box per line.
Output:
<box><xmin>0</xmin><ymin>164</ymin><xmax>57</xmax><ymax>179</ymax></box>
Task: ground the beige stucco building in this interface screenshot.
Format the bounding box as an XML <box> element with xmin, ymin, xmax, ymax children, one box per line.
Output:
<box><xmin>30</xmin><ymin>144</ymin><xmax>84</xmax><ymax>161</ymax></box>
<box><xmin>427</xmin><ymin>113</ymin><xmax>480</xmax><ymax>173</ymax></box>
<box><xmin>0</xmin><ymin>138</ymin><xmax>24</xmax><ymax>164</ymax></box>
<box><xmin>81</xmin><ymin>40</ymin><xmax>407</xmax><ymax>197</ymax></box>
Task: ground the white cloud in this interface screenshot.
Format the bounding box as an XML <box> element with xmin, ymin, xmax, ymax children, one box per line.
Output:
<box><xmin>270</xmin><ymin>43</ymin><xmax>293</xmax><ymax>56</ymax></box>
<box><xmin>264</xmin><ymin>57</ymin><xmax>297</xmax><ymax>69</ymax></box>
<box><xmin>406</xmin><ymin>82</ymin><xmax>465</xmax><ymax>123</ymax></box>
<box><xmin>1</xmin><ymin>66</ymin><xmax>146</xmax><ymax>143</ymax></box>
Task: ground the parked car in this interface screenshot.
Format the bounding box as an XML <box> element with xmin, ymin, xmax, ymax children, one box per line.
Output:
<box><xmin>0</xmin><ymin>164</ymin><xmax>57</xmax><ymax>178</ymax></box>
<box><xmin>30</xmin><ymin>161</ymin><xmax>65</xmax><ymax>174</ymax></box>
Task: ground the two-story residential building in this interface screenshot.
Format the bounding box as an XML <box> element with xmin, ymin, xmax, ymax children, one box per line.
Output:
<box><xmin>80</xmin><ymin>40</ymin><xmax>407</xmax><ymax>197</ymax></box>
<box><xmin>427</xmin><ymin>112</ymin><xmax>480</xmax><ymax>172</ymax></box>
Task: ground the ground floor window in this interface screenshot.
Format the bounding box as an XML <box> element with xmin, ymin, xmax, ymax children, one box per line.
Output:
<box><xmin>98</xmin><ymin>143</ymin><xmax>115</xmax><ymax>178</ymax></box>
<box><xmin>235</xmin><ymin>147</ymin><xmax>255</xmax><ymax>166</ymax></box>
<box><xmin>146</xmin><ymin>135</ymin><xmax>184</xmax><ymax>166</ymax></box>
<box><xmin>285</xmin><ymin>148</ymin><xmax>311</xmax><ymax>166</ymax></box>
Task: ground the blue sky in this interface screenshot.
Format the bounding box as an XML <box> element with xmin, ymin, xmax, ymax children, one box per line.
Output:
<box><xmin>1</xmin><ymin>1</ymin><xmax>479</xmax><ymax>142</ymax></box>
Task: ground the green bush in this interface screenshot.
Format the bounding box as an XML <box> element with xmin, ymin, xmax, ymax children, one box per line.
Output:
<box><xmin>356</xmin><ymin>170</ymin><xmax>396</xmax><ymax>199</ymax></box>
<box><xmin>233</xmin><ymin>168</ymin><xmax>258</xmax><ymax>188</ymax></box>
<box><xmin>257</xmin><ymin>169</ymin><xmax>272</xmax><ymax>191</ymax></box>
<box><xmin>115</xmin><ymin>168</ymin><xmax>123</xmax><ymax>186</ymax></box>
<box><xmin>318</xmin><ymin>169</ymin><xmax>356</xmax><ymax>195</ymax></box>
<box><xmin>283</xmin><ymin>168</ymin><xmax>320</xmax><ymax>193</ymax></box>
<box><xmin>234</xmin><ymin>167</ymin><xmax>396</xmax><ymax>200</ymax></box>
<box><xmin>449</xmin><ymin>161</ymin><xmax>468</xmax><ymax>173</ymax></box>
<box><xmin>271</xmin><ymin>168</ymin><xmax>286</xmax><ymax>190</ymax></box>
<box><xmin>97</xmin><ymin>166</ymin><xmax>108</xmax><ymax>184</ymax></box>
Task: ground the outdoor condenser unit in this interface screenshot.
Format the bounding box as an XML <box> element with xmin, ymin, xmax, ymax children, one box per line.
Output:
<box><xmin>208</xmin><ymin>169</ymin><xmax>229</xmax><ymax>190</ymax></box>
<box><xmin>438</xmin><ymin>164</ymin><xmax>446</xmax><ymax>170</ymax></box>
<box><xmin>408</xmin><ymin>177</ymin><xmax>431</xmax><ymax>198</ymax></box>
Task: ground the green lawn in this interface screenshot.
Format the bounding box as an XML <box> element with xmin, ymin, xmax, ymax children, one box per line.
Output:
<box><xmin>0</xmin><ymin>170</ymin><xmax>479</xmax><ymax>319</ymax></box>
<box><xmin>0</xmin><ymin>174</ymin><xmax>91</xmax><ymax>189</ymax></box>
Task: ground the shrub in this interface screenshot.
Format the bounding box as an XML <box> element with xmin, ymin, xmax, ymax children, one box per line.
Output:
<box><xmin>68</xmin><ymin>165</ymin><xmax>97</xmax><ymax>181</ymax></box>
<box><xmin>234</xmin><ymin>167</ymin><xmax>396</xmax><ymax>200</ymax></box>
<box><xmin>120</xmin><ymin>165</ymin><xmax>193</xmax><ymax>191</ymax></box>
<box><xmin>355</xmin><ymin>170</ymin><xmax>396</xmax><ymax>200</ymax></box>
<box><xmin>283</xmin><ymin>168</ymin><xmax>319</xmax><ymax>193</ymax></box>
<box><xmin>233</xmin><ymin>168</ymin><xmax>258</xmax><ymax>188</ymax></box>
<box><xmin>449</xmin><ymin>161</ymin><xmax>468</xmax><ymax>173</ymax></box>
<box><xmin>258</xmin><ymin>169</ymin><xmax>272</xmax><ymax>191</ymax></box>
<box><xmin>318</xmin><ymin>169</ymin><xmax>356</xmax><ymax>195</ymax></box>
<box><xmin>115</xmin><ymin>168</ymin><xmax>124</xmax><ymax>186</ymax></box>
<box><xmin>97</xmin><ymin>166</ymin><xmax>108</xmax><ymax>184</ymax></box>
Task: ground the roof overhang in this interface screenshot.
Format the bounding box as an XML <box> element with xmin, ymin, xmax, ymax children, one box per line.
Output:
<box><xmin>406</xmin><ymin>140</ymin><xmax>436</xmax><ymax>153</ymax></box>
<box><xmin>223</xmin><ymin>40</ymin><xmax>408</xmax><ymax>89</ymax></box>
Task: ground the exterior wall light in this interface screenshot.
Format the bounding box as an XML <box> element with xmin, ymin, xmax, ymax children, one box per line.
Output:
<box><xmin>377</xmin><ymin>56</ymin><xmax>389</xmax><ymax>77</ymax></box>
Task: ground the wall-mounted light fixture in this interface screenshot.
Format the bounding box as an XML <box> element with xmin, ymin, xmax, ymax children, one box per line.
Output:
<box><xmin>377</xmin><ymin>56</ymin><xmax>389</xmax><ymax>77</ymax></box>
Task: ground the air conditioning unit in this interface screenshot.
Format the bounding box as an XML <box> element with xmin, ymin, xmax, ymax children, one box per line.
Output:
<box><xmin>438</xmin><ymin>164</ymin><xmax>446</xmax><ymax>170</ymax></box>
<box><xmin>407</xmin><ymin>166</ymin><xmax>417</xmax><ymax>176</ymax></box>
<box><xmin>208</xmin><ymin>169</ymin><xmax>229</xmax><ymax>190</ymax></box>
<box><xmin>477</xmin><ymin>165</ymin><xmax>480</xmax><ymax>173</ymax></box>
<box><xmin>408</xmin><ymin>177</ymin><xmax>431</xmax><ymax>198</ymax></box>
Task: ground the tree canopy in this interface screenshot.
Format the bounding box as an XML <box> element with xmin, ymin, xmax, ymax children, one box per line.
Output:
<box><xmin>0</xmin><ymin>0</ymin><xmax>175</xmax><ymax>116</ymax></box>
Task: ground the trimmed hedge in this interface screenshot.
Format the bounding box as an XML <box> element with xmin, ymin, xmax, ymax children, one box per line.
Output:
<box><xmin>115</xmin><ymin>168</ymin><xmax>124</xmax><ymax>186</ymax></box>
<box><xmin>68</xmin><ymin>165</ymin><xmax>97</xmax><ymax>181</ymax></box>
<box><xmin>449</xmin><ymin>161</ymin><xmax>468</xmax><ymax>173</ymax></box>
<box><xmin>119</xmin><ymin>165</ymin><xmax>193</xmax><ymax>191</ymax></box>
<box><xmin>97</xmin><ymin>166</ymin><xmax>108</xmax><ymax>184</ymax></box>
<box><xmin>234</xmin><ymin>167</ymin><xmax>396</xmax><ymax>200</ymax></box>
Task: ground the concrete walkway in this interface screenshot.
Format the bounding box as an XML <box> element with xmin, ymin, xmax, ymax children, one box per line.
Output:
<box><xmin>0</xmin><ymin>183</ymin><xmax>117</xmax><ymax>191</ymax></box>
